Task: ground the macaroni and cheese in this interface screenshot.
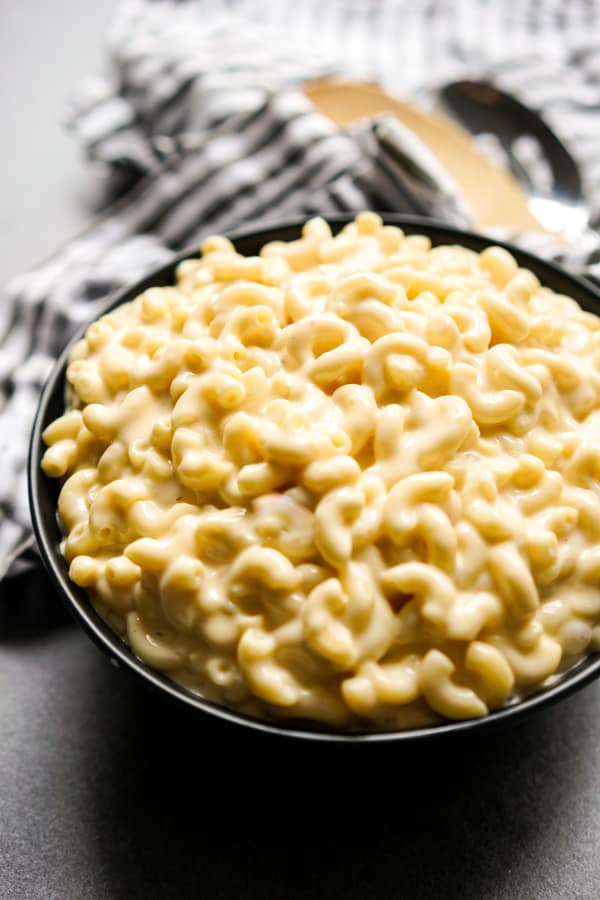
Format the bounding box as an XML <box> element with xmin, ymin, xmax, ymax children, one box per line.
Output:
<box><xmin>42</xmin><ymin>213</ymin><xmax>600</xmax><ymax>729</ymax></box>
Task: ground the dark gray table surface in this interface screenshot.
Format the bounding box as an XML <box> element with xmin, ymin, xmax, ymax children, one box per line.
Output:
<box><xmin>2</xmin><ymin>3</ymin><xmax>600</xmax><ymax>899</ymax></box>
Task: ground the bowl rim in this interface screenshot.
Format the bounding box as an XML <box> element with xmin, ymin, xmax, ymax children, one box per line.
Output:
<box><xmin>28</xmin><ymin>212</ymin><xmax>600</xmax><ymax>744</ymax></box>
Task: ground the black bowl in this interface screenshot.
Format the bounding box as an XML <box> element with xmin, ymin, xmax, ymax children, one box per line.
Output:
<box><xmin>28</xmin><ymin>214</ymin><xmax>600</xmax><ymax>743</ymax></box>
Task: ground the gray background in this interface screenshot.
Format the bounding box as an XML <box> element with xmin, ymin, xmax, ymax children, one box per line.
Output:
<box><xmin>2</xmin><ymin>2</ymin><xmax>600</xmax><ymax>898</ymax></box>
<box><xmin>0</xmin><ymin>1</ymin><xmax>115</xmax><ymax>285</ymax></box>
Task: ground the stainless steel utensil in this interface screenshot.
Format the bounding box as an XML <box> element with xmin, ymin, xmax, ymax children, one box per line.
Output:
<box><xmin>437</xmin><ymin>80</ymin><xmax>590</xmax><ymax>238</ymax></box>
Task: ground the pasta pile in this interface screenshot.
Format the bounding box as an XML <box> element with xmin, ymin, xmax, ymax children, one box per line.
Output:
<box><xmin>42</xmin><ymin>213</ymin><xmax>600</xmax><ymax>729</ymax></box>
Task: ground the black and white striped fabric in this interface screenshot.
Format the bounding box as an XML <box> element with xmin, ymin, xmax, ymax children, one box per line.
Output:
<box><xmin>3</xmin><ymin>0</ymin><xmax>600</xmax><ymax>578</ymax></box>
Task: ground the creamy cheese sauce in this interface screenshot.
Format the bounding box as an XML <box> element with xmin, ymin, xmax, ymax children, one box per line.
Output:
<box><xmin>42</xmin><ymin>213</ymin><xmax>600</xmax><ymax>730</ymax></box>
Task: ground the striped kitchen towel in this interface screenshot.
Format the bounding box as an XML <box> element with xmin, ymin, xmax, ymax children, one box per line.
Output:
<box><xmin>2</xmin><ymin>0</ymin><xmax>600</xmax><ymax>577</ymax></box>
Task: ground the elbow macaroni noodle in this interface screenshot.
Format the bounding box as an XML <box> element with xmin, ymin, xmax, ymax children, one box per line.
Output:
<box><xmin>42</xmin><ymin>212</ymin><xmax>600</xmax><ymax>730</ymax></box>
